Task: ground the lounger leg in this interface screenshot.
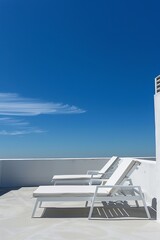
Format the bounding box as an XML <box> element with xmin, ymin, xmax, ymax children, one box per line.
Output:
<box><xmin>32</xmin><ymin>199</ymin><xmax>39</xmax><ymax>218</ymax></box>
<box><xmin>51</xmin><ymin>179</ymin><xmax>56</xmax><ymax>185</ymax></box>
<box><xmin>39</xmin><ymin>200</ymin><xmax>42</xmax><ymax>208</ymax></box>
<box><xmin>85</xmin><ymin>201</ymin><xmax>88</xmax><ymax>207</ymax></box>
<box><xmin>138</xmin><ymin>187</ymin><xmax>151</xmax><ymax>219</ymax></box>
<box><xmin>88</xmin><ymin>198</ymin><xmax>95</xmax><ymax>220</ymax></box>
<box><xmin>128</xmin><ymin>179</ymin><xmax>139</xmax><ymax>207</ymax></box>
<box><xmin>135</xmin><ymin>200</ymin><xmax>139</xmax><ymax>208</ymax></box>
<box><xmin>88</xmin><ymin>189</ymin><xmax>98</xmax><ymax>220</ymax></box>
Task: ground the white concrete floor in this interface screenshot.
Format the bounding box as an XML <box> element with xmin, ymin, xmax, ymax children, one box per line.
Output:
<box><xmin>0</xmin><ymin>187</ymin><xmax>159</xmax><ymax>240</ymax></box>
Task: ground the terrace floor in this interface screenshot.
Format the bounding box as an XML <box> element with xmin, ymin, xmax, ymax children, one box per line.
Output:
<box><xmin>0</xmin><ymin>187</ymin><xmax>159</xmax><ymax>240</ymax></box>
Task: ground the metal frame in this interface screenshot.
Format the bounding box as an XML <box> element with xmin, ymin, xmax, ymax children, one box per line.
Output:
<box><xmin>32</xmin><ymin>184</ymin><xmax>151</xmax><ymax>219</ymax></box>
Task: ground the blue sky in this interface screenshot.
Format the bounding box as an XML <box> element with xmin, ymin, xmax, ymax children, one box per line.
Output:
<box><xmin>0</xmin><ymin>0</ymin><xmax>159</xmax><ymax>157</ymax></box>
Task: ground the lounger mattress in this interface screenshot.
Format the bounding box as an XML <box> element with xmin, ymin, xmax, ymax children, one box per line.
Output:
<box><xmin>33</xmin><ymin>186</ymin><xmax>109</xmax><ymax>197</ymax></box>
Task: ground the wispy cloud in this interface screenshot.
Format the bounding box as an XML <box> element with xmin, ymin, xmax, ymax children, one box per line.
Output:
<box><xmin>0</xmin><ymin>129</ymin><xmax>46</xmax><ymax>136</ymax></box>
<box><xmin>0</xmin><ymin>117</ymin><xmax>29</xmax><ymax>126</ymax></box>
<box><xmin>0</xmin><ymin>93</ymin><xmax>86</xmax><ymax>135</ymax></box>
<box><xmin>0</xmin><ymin>93</ymin><xmax>85</xmax><ymax>116</ymax></box>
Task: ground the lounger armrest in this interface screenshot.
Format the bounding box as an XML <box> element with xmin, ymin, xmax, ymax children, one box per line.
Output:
<box><xmin>95</xmin><ymin>185</ymin><xmax>141</xmax><ymax>193</ymax></box>
<box><xmin>89</xmin><ymin>178</ymin><xmax>108</xmax><ymax>185</ymax></box>
<box><xmin>96</xmin><ymin>185</ymin><xmax>140</xmax><ymax>189</ymax></box>
<box><xmin>87</xmin><ymin>170</ymin><xmax>99</xmax><ymax>175</ymax></box>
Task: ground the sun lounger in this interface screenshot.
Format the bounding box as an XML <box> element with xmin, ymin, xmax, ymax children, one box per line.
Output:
<box><xmin>32</xmin><ymin>159</ymin><xmax>151</xmax><ymax>219</ymax></box>
<box><xmin>52</xmin><ymin>156</ymin><xmax>119</xmax><ymax>185</ymax></box>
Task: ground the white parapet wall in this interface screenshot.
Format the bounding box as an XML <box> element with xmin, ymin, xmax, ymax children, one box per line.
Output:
<box><xmin>0</xmin><ymin>158</ymin><xmax>108</xmax><ymax>187</ymax></box>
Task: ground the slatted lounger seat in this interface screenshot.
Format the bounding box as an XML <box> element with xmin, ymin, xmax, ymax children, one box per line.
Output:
<box><xmin>52</xmin><ymin>156</ymin><xmax>119</xmax><ymax>185</ymax></box>
<box><xmin>32</xmin><ymin>159</ymin><xmax>151</xmax><ymax>219</ymax></box>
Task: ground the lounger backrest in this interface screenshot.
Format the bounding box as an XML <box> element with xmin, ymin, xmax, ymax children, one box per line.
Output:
<box><xmin>99</xmin><ymin>156</ymin><xmax>119</xmax><ymax>176</ymax></box>
<box><xmin>105</xmin><ymin>159</ymin><xmax>141</xmax><ymax>194</ymax></box>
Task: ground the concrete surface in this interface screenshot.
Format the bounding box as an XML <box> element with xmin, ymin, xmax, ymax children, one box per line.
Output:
<box><xmin>0</xmin><ymin>187</ymin><xmax>159</xmax><ymax>240</ymax></box>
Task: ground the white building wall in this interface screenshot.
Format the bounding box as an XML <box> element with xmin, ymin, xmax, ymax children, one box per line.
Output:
<box><xmin>129</xmin><ymin>159</ymin><xmax>156</xmax><ymax>205</ymax></box>
<box><xmin>154</xmin><ymin>87</ymin><xmax>160</xmax><ymax>220</ymax></box>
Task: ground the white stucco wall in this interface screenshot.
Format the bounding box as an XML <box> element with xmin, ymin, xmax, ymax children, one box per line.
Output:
<box><xmin>154</xmin><ymin>92</ymin><xmax>160</xmax><ymax>219</ymax></box>
<box><xmin>129</xmin><ymin>158</ymin><xmax>156</xmax><ymax>206</ymax></box>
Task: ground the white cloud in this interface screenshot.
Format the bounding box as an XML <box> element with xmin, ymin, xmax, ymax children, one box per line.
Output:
<box><xmin>0</xmin><ymin>93</ymin><xmax>85</xmax><ymax>135</ymax></box>
<box><xmin>0</xmin><ymin>117</ymin><xmax>29</xmax><ymax>126</ymax></box>
<box><xmin>0</xmin><ymin>93</ymin><xmax>85</xmax><ymax>116</ymax></box>
<box><xmin>0</xmin><ymin>129</ymin><xmax>46</xmax><ymax>136</ymax></box>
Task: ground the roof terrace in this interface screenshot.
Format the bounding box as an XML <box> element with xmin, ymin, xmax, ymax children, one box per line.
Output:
<box><xmin>0</xmin><ymin>157</ymin><xmax>158</xmax><ymax>240</ymax></box>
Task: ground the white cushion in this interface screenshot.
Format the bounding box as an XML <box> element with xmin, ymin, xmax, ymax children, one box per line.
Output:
<box><xmin>33</xmin><ymin>185</ymin><xmax>109</xmax><ymax>197</ymax></box>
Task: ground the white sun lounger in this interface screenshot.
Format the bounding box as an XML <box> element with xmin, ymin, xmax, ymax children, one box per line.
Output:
<box><xmin>52</xmin><ymin>156</ymin><xmax>119</xmax><ymax>185</ymax></box>
<box><xmin>32</xmin><ymin>159</ymin><xmax>151</xmax><ymax>219</ymax></box>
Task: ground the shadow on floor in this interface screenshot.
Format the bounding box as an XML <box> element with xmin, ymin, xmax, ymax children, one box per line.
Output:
<box><xmin>0</xmin><ymin>187</ymin><xmax>21</xmax><ymax>196</ymax></box>
<box><xmin>41</xmin><ymin>202</ymin><xmax>156</xmax><ymax>220</ymax></box>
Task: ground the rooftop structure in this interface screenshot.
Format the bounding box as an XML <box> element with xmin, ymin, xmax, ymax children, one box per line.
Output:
<box><xmin>0</xmin><ymin>157</ymin><xmax>157</xmax><ymax>239</ymax></box>
<box><xmin>154</xmin><ymin>75</ymin><xmax>160</xmax><ymax>220</ymax></box>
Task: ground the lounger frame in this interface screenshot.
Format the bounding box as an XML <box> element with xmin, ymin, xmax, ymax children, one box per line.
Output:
<box><xmin>32</xmin><ymin>184</ymin><xmax>151</xmax><ymax>219</ymax></box>
<box><xmin>32</xmin><ymin>159</ymin><xmax>151</xmax><ymax>219</ymax></box>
